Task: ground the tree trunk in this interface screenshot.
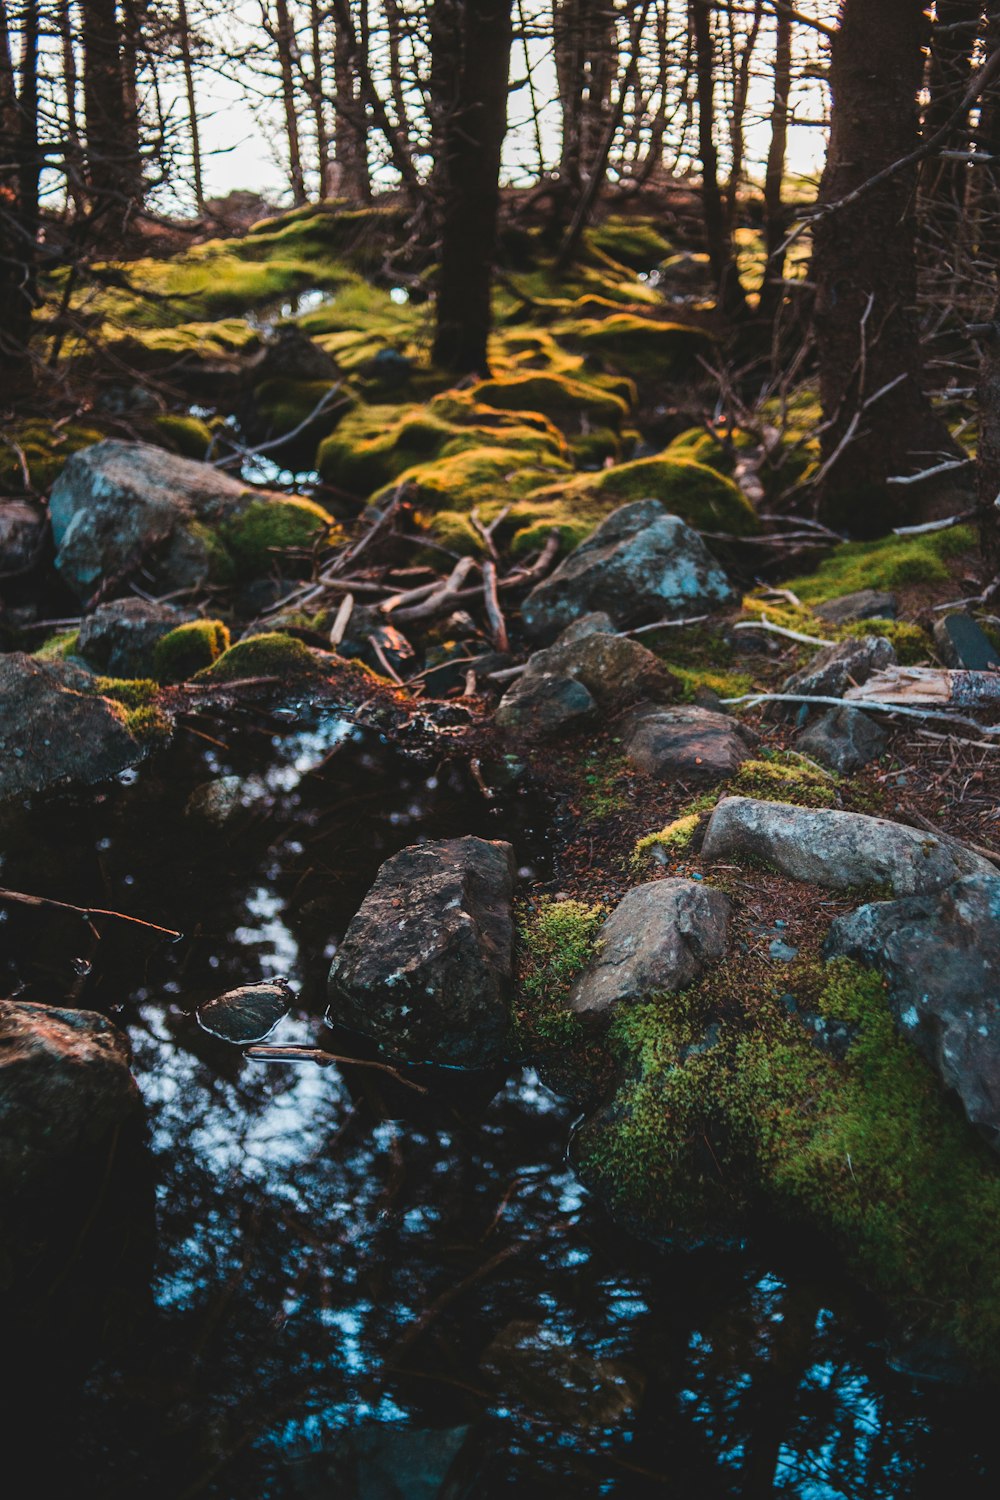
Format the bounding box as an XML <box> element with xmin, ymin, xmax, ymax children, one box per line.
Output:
<box><xmin>177</xmin><ymin>0</ymin><xmax>204</xmax><ymax>211</ymax></box>
<box><xmin>0</xmin><ymin>0</ymin><xmax>34</xmax><ymax>399</ymax></box>
<box><xmin>812</xmin><ymin>0</ymin><xmax>955</xmax><ymax>533</ymax></box>
<box><xmin>273</xmin><ymin>0</ymin><xmax>306</xmax><ymax>203</ymax></box>
<box><xmin>308</xmin><ymin>0</ymin><xmax>329</xmax><ymax>196</ymax></box>
<box><xmin>758</xmin><ymin>6</ymin><xmax>791</xmax><ymax>323</ymax></box>
<box><xmin>57</xmin><ymin>0</ymin><xmax>85</xmax><ymax>212</ymax></box>
<box><xmin>431</xmin><ymin>0</ymin><xmax>514</xmax><ymax>377</ymax></box>
<box><xmin>119</xmin><ymin>0</ymin><xmax>146</xmax><ymax>204</ymax></box>
<box><xmin>922</xmin><ymin>0</ymin><xmax>982</xmax><ymax>217</ymax></box>
<box><xmin>977</xmin><ymin>297</ymin><xmax>1000</xmax><ymax>574</ymax></box>
<box><xmin>690</xmin><ymin>0</ymin><xmax>747</xmax><ymax>321</ymax></box>
<box><xmin>82</xmin><ymin>0</ymin><xmax>136</xmax><ymax>228</ymax></box>
<box><xmin>553</xmin><ymin>0</ymin><xmax>618</xmax><ymax>197</ymax></box>
<box><xmin>332</xmin><ymin>0</ymin><xmax>370</xmax><ymax>200</ymax></box>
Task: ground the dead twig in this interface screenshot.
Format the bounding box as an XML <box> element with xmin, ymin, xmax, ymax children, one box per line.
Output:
<box><xmin>0</xmin><ymin>886</ymin><xmax>181</xmax><ymax>938</ymax></box>
<box><xmin>245</xmin><ymin>1044</ymin><xmax>429</xmax><ymax>1095</ymax></box>
<box><xmin>482</xmin><ymin>559</ymin><xmax>510</xmax><ymax>652</ymax></box>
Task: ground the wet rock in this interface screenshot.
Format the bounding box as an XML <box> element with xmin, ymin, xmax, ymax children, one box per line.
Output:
<box><xmin>826</xmin><ymin>875</ymin><xmax>1000</xmax><ymax>1150</ymax></box>
<box><xmin>622</xmin><ymin>703</ymin><xmax>755</xmax><ymax>781</ymax></box>
<box><xmin>570</xmin><ymin>878</ymin><xmax>733</xmax><ymax>1018</ymax></box>
<box><xmin>496</xmin><ymin>632</ymin><xmax>678</xmax><ymax>739</ymax></box>
<box><xmin>77</xmin><ymin>596</ymin><xmax>194</xmax><ymax>678</ymax></box>
<box><xmin>481</xmin><ymin>1319</ymin><xmax>644</xmax><ymax>1427</ymax></box>
<box><xmin>326</xmin><ymin>837</ymin><xmax>517</xmax><ymax>1068</ymax></box>
<box><xmin>933</xmin><ymin>613</ymin><xmax>1000</xmax><ymax>671</ymax></box>
<box><xmin>781</xmin><ymin>635</ymin><xmax>896</xmax><ymax>702</ymax></box>
<box><xmin>0</xmin><ymin>1000</ymin><xmax>140</xmax><ymax>1194</ymax></box>
<box><xmin>521</xmin><ymin>499</ymin><xmax>733</xmax><ymax>640</ymax></box>
<box><xmin>813</xmin><ymin>589</ymin><xmax>897</xmax><ymax>625</ymax></box>
<box><xmin>702</xmin><ymin>796</ymin><xmax>996</xmax><ymax>894</ymax></box>
<box><xmin>796</xmin><ymin>705</ymin><xmax>889</xmax><ymax>773</ymax></box>
<box><xmin>0</xmin><ymin>652</ymin><xmax>148</xmax><ymax>801</ymax></box>
<box><xmin>197</xmin><ymin>978</ymin><xmax>294</xmax><ymax>1044</ymax></box>
<box><xmin>0</xmin><ymin>498</ymin><xmax>46</xmax><ymax>576</ymax></box>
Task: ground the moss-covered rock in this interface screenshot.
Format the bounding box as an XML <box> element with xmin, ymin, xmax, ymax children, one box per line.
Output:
<box><xmin>0</xmin><ymin>419</ymin><xmax>105</xmax><ymax>493</ymax></box>
<box><xmin>786</xmin><ymin>526</ymin><xmax>976</xmax><ymax>605</ymax></box>
<box><xmin>152</xmin><ymin>413</ymin><xmax>214</xmax><ymax>460</ymax></box>
<box><xmin>153</xmin><ymin>620</ymin><xmax>230</xmax><ymax>683</ymax></box>
<box><xmin>730</xmin><ymin>755</ymin><xmax>839</xmax><ymax>809</ymax></box>
<box><xmin>587</xmin><ymin>216</ymin><xmax>674</xmax><ymax>272</ymax></box>
<box><xmin>218</xmin><ymin>496</ymin><xmax>336</xmax><ymax>577</ymax></box>
<box><xmin>464</xmin><ymin>371</ymin><xmax>630</xmax><ymax>464</ymax></box>
<box><xmin>554</xmin><ymin>313</ymin><xmax>715</xmax><ymax>379</ymax></box>
<box><xmin>193</xmin><ymin>631</ymin><xmax>320</xmax><ymax>683</ymax></box>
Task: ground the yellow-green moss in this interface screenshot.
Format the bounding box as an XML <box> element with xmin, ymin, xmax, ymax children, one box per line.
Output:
<box><xmin>670</xmin><ymin>666</ymin><xmax>754</xmax><ymax>703</ymax></box>
<box><xmin>93</xmin><ymin>676</ymin><xmax>160</xmax><ymax>709</ymax></box>
<box><xmin>152</xmin><ymin>620</ymin><xmax>230</xmax><ymax>683</ymax></box>
<box><xmin>219</xmin><ymin>496</ymin><xmax>335</xmax><ymax>577</ymax></box>
<box><xmin>837</xmin><ymin>617</ymin><xmax>931</xmax><ymax>665</ymax></box>
<box><xmin>193</xmin><ymin>631</ymin><xmax>319</xmax><ymax>683</ymax></box>
<box><xmin>35</xmin><ymin>629</ymin><xmax>81</xmax><ymax>661</ymax></box>
<box><xmin>0</xmin><ymin>419</ymin><xmax>104</xmax><ymax>492</ymax></box>
<box><xmin>731</xmin><ymin>756</ymin><xmax>838</xmax><ymax>808</ymax></box>
<box><xmin>515</xmin><ymin>898</ymin><xmax>606</xmax><ymax>1053</ymax></box>
<box><xmin>152</xmin><ymin>413</ymin><xmax>213</xmax><ymax>459</ymax></box>
<box><xmin>553</xmin><ymin>313</ymin><xmax>715</xmax><ymax>379</ymax></box>
<box><xmin>786</xmin><ymin>526</ymin><xmax>976</xmax><ymax>605</ymax></box>
<box><xmin>377</xmin><ymin>445</ymin><xmax>574</xmax><ymax>550</ymax></box>
<box><xmin>93</xmin><ymin>677</ymin><xmax>172</xmax><ymax>746</ymax></box>
<box><xmin>587</xmin><ymin>216</ymin><xmax>673</xmax><ymax>272</ymax></box>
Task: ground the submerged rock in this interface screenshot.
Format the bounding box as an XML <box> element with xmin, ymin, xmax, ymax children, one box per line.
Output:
<box><xmin>521</xmin><ymin>499</ymin><xmax>733</xmax><ymax>639</ymax></box>
<box><xmin>796</xmin><ymin>705</ymin><xmax>888</xmax><ymax>773</ymax></box>
<box><xmin>622</xmin><ymin>702</ymin><xmax>755</xmax><ymax>782</ymax></box>
<box><xmin>701</xmin><ymin>796</ymin><xmax>996</xmax><ymax>894</ymax></box>
<box><xmin>49</xmin><ymin>439</ymin><xmax>333</xmax><ymax>599</ymax></box>
<box><xmin>0</xmin><ymin>652</ymin><xmax>150</xmax><ymax>801</ymax></box>
<box><xmin>0</xmin><ymin>1001</ymin><xmax>140</xmax><ymax>1194</ymax></box>
<box><xmin>77</xmin><ymin>596</ymin><xmax>194</xmax><ymax>678</ymax></box>
<box><xmin>197</xmin><ymin>979</ymin><xmax>294</xmax><ymax>1044</ymax></box>
<box><xmin>826</xmin><ymin>875</ymin><xmax>1000</xmax><ymax>1150</ymax></box>
<box><xmin>327</xmin><ymin>837</ymin><xmax>517</xmax><ymax>1068</ymax></box>
<box><xmin>496</xmin><ymin>631</ymin><xmax>678</xmax><ymax>739</ymax></box>
<box><xmin>570</xmin><ymin>878</ymin><xmax>733</xmax><ymax>1018</ymax></box>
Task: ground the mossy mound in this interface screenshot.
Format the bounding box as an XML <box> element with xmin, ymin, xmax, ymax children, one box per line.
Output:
<box><xmin>465</xmin><ymin>371</ymin><xmax>630</xmax><ymax>464</ymax></box>
<box><xmin>507</xmin><ymin>455</ymin><xmax>759</xmax><ymax>555</ymax></box>
<box><xmin>245</xmin><ymin>199</ymin><xmax>411</xmax><ymax>275</ymax></box>
<box><xmin>193</xmin><ymin>631</ymin><xmax>320</xmax><ymax>683</ymax></box>
<box><xmin>152</xmin><ymin>413</ymin><xmax>214</xmax><ymax>460</ymax></box>
<box><xmin>219</xmin><ymin>496</ymin><xmax>336</xmax><ymax>577</ymax></box>
<box><xmin>554</xmin><ymin>313</ymin><xmax>715</xmax><ymax>379</ymax></box>
<box><xmin>92</xmin><ymin>677</ymin><xmax>173</xmax><ymax>747</ymax></box>
<box><xmin>587</xmin><ymin>216</ymin><xmax>674</xmax><ymax>272</ymax></box>
<box><xmin>249</xmin><ymin>378</ymin><xmax>351</xmax><ymax>465</ymax></box>
<box><xmin>153</xmin><ymin>620</ymin><xmax>230</xmax><ymax>683</ymax></box>
<box><xmin>575</xmin><ymin>958</ymin><xmax>1000</xmax><ymax>1370</ymax></box>
<box><xmin>731</xmin><ymin>756</ymin><xmax>838</xmax><ymax>808</ymax></box>
<box><xmin>107</xmin><ymin>319</ymin><xmax>260</xmax><ymax>372</ymax></box>
<box><xmin>837</xmin><ymin>617</ymin><xmax>932</xmax><ymax>665</ymax></box>
<box><xmin>786</xmin><ymin>526</ymin><xmax>976</xmax><ymax>605</ymax></box>
<box><xmin>0</xmin><ymin>419</ymin><xmax>105</xmax><ymax>492</ymax></box>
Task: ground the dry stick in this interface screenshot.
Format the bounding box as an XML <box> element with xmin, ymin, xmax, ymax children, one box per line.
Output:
<box><xmin>626</xmin><ymin>614</ymin><xmax>711</xmax><ymax>634</ymax></box>
<box><xmin>391</xmin><ymin>555</ymin><xmax>478</xmax><ymax>624</ymax></box>
<box><xmin>731</xmin><ymin>618</ymin><xmax>828</xmax><ymax>647</ymax></box>
<box><xmin>893</xmin><ymin>510</ymin><xmax>976</xmax><ymax>535</ymax></box>
<box><xmin>482</xmin><ymin>559</ymin><xmax>509</xmax><ymax>652</ymax></box>
<box><xmin>245</xmin><ymin>1044</ymin><xmax>429</xmax><ymax>1095</ymax></box>
<box><xmin>368</xmin><ymin>634</ymin><xmax>405</xmax><ymax>685</ymax></box>
<box><xmin>328</xmin><ymin>592</ymin><xmax>354</xmax><ymax>649</ymax></box>
<box><xmin>0</xmin><ymin>886</ymin><xmax>181</xmax><ymax>938</ymax></box>
<box><xmin>379</xmin><ymin>578</ymin><xmax>441</xmax><ymax>615</ymax></box>
<box><xmin>211</xmin><ymin>385</ymin><xmax>349</xmax><ymax>471</ymax></box>
<box><xmin>721</xmin><ymin>689</ymin><xmax>1000</xmax><ymax>736</ymax></box>
<box><xmin>845</xmin><ymin>667</ymin><xmax>1000</xmax><ymax>709</ymax></box>
<box><xmin>326</xmin><ymin>486</ymin><xmax>406</xmax><ymax>579</ymax></box>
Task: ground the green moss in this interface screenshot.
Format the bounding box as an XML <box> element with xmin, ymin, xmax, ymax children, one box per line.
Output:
<box><xmin>786</xmin><ymin>526</ymin><xmax>976</xmax><ymax>605</ymax></box>
<box><xmin>35</xmin><ymin>629</ymin><xmax>81</xmax><ymax>661</ymax></box>
<box><xmin>586</xmin><ymin>216</ymin><xmax>673</xmax><ymax>272</ymax></box>
<box><xmin>93</xmin><ymin>676</ymin><xmax>160</xmax><ymax>709</ymax></box>
<box><xmin>633</xmin><ymin>794</ymin><xmax>721</xmax><ymax>864</ymax></box>
<box><xmin>575</xmin><ymin>956</ymin><xmax>1000</xmax><ymax>1368</ymax></box>
<box><xmin>514</xmin><ymin>898</ymin><xmax>607</xmax><ymax>1078</ymax></box>
<box><xmin>553</xmin><ymin>313</ymin><xmax>715</xmax><ymax>380</ymax></box>
<box><xmin>152</xmin><ymin>413</ymin><xmax>213</xmax><ymax>460</ymax></box>
<box><xmin>92</xmin><ymin>678</ymin><xmax>172</xmax><ymax>746</ymax></box>
<box><xmin>219</xmin><ymin>497</ymin><xmax>335</xmax><ymax>577</ymax></box>
<box><xmin>731</xmin><ymin>756</ymin><xmax>838</xmax><ymax>808</ymax></box>
<box><xmin>152</xmin><ymin>620</ymin><xmax>230</xmax><ymax>683</ymax></box>
<box><xmin>0</xmin><ymin>419</ymin><xmax>104</xmax><ymax>492</ymax></box>
<box><xmin>193</xmin><ymin>631</ymin><xmax>320</xmax><ymax>683</ymax></box>
<box><xmin>837</xmin><ymin>617</ymin><xmax>931</xmax><ymax>665</ymax></box>
<box><xmin>670</xmin><ymin>666</ymin><xmax>754</xmax><ymax>703</ymax></box>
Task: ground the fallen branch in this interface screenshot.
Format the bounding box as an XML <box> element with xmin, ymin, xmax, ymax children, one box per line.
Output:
<box><xmin>845</xmin><ymin>666</ymin><xmax>1000</xmax><ymax>710</ymax></box>
<box><xmin>722</xmin><ymin>688</ymin><xmax>1000</xmax><ymax>735</ymax></box>
<box><xmin>391</xmin><ymin>555</ymin><xmax>478</xmax><ymax>624</ymax></box>
<box><xmin>245</xmin><ymin>1044</ymin><xmax>429</xmax><ymax>1094</ymax></box>
<box><xmin>732</xmin><ymin>618</ymin><xmax>828</xmax><ymax>646</ymax></box>
<box><xmin>0</xmin><ymin>886</ymin><xmax>181</xmax><ymax>938</ymax></box>
<box><xmin>482</xmin><ymin>559</ymin><xmax>510</xmax><ymax>652</ymax></box>
<box><xmin>887</xmin><ymin>460</ymin><xmax>973</xmax><ymax>489</ymax></box>
<box><xmin>328</xmin><ymin>592</ymin><xmax>354</xmax><ymax>649</ymax></box>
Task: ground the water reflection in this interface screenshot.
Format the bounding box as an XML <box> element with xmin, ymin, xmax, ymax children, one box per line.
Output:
<box><xmin>1</xmin><ymin>716</ymin><xmax>999</xmax><ymax>1495</ymax></box>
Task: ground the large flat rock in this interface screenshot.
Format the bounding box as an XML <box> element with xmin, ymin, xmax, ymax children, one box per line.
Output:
<box><xmin>826</xmin><ymin>875</ymin><xmax>1000</xmax><ymax>1150</ymax></box>
<box><xmin>327</xmin><ymin>837</ymin><xmax>517</xmax><ymax>1068</ymax></box>
<box><xmin>701</xmin><ymin>796</ymin><xmax>995</xmax><ymax>894</ymax></box>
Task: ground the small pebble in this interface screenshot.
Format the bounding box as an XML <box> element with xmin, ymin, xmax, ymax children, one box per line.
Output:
<box><xmin>769</xmin><ymin>939</ymin><xmax>799</xmax><ymax>963</ymax></box>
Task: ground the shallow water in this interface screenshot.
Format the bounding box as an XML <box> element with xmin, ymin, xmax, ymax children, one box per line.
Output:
<box><xmin>2</xmin><ymin>713</ymin><xmax>999</xmax><ymax>1498</ymax></box>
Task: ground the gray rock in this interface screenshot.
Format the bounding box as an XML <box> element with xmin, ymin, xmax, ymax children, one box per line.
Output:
<box><xmin>521</xmin><ymin>499</ymin><xmax>733</xmax><ymax>640</ymax></box>
<box><xmin>327</xmin><ymin>837</ymin><xmax>517</xmax><ymax>1068</ymax></box>
<box><xmin>77</xmin><ymin>597</ymin><xmax>194</xmax><ymax>677</ymax></box>
<box><xmin>933</xmin><ymin>614</ymin><xmax>1000</xmax><ymax>671</ymax></box>
<box><xmin>796</xmin><ymin>706</ymin><xmax>889</xmax><ymax>773</ymax></box>
<box><xmin>0</xmin><ymin>1001</ymin><xmax>140</xmax><ymax>1194</ymax></box>
<box><xmin>622</xmin><ymin>703</ymin><xmax>755</xmax><ymax>782</ymax></box>
<box><xmin>197</xmin><ymin>979</ymin><xmax>294</xmax><ymax>1044</ymax></box>
<box><xmin>570</xmin><ymin>878</ymin><xmax>733</xmax><ymax>1017</ymax></box>
<box><xmin>0</xmin><ymin>652</ymin><xmax>148</xmax><ymax>801</ymax></box>
<box><xmin>0</xmin><ymin>499</ymin><xmax>45</xmax><ymax>576</ymax></box>
<box><xmin>496</xmin><ymin>632</ymin><xmax>678</xmax><ymax>739</ymax></box>
<box><xmin>781</xmin><ymin>635</ymin><xmax>896</xmax><ymax>701</ymax></box>
<box><xmin>813</xmin><ymin>589</ymin><xmax>897</xmax><ymax>625</ymax></box>
<box><xmin>701</xmin><ymin>796</ymin><xmax>996</xmax><ymax>894</ymax></box>
<box><xmin>555</xmin><ymin>610</ymin><xmax>616</xmax><ymax>644</ymax></box>
<box><xmin>825</xmin><ymin>875</ymin><xmax>1000</xmax><ymax>1150</ymax></box>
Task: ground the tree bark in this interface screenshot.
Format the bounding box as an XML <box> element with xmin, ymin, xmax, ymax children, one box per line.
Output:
<box><xmin>82</xmin><ymin>0</ymin><xmax>138</xmax><ymax>228</ymax></box>
<box><xmin>690</xmin><ymin>0</ymin><xmax>747</xmax><ymax>321</ymax></box>
<box><xmin>177</xmin><ymin>0</ymin><xmax>204</xmax><ymax>211</ymax></box>
<box><xmin>0</xmin><ymin>0</ymin><xmax>34</xmax><ymax>399</ymax></box>
<box><xmin>758</xmin><ymin>5</ymin><xmax>791</xmax><ymax>323</ymax></box>
<box><xmin>431</xmin><ymin>0</ymin><xmax>514</xmax><ymax>377</ymax></box>
<box><xmin>274</xmin><ymin>0</ymin><xmax>306</xmax><ymax>203</ymax></box>
<box><xmin>977</xmin><ymin>297</ymin><xmax>1000</xmax><ymax>573</ymax></box>
<box><xmin>922</xmin><ymin>0</ymin><xmax>982</xmax><ymax>218</ymax></box>
<box><xmin>554</xmin><ymin>0</ymin><xmax>618</xmax><ymax>198</ymax></box>
<box><xmin>812</xmin><ymin>0</ymin><xmax>955</xmax><ymax>533</ymax></box>
<box><xmin>332</xmin><ymin>0</ymin><xmax>370</xmax><ymax>200</ymax></box>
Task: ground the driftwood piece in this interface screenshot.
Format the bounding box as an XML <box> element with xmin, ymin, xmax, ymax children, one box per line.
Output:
<box><xmin>482</xmin><ymin>559</ymin><xmax>509</xmax><ymax>652</ymax></box>
<box><xmin>845</xmin><ymin>667</ymin><xmax>1000</xmax><ymax>710</ymax></box>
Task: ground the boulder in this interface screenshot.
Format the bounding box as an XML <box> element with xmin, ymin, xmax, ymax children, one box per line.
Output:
<box><xmin>77</xmin><ymin>597</ymin><xmax>194</xmax><ymax>678</ymax></box>
<box><xmin>0</xmin><ymin>498</ymin><xmax>46</xmax><ymax>576</ymax></box>
<box><xmin>701</xmin><ymin>796</ymin><xmax>996</xmax><ymax>894</ymax></box>
<box><xmin>521</xmin><ymin>499</ymin><xmax>733</xmax><ymax>640</ymax></box>
<box><xmin>622</xmin><ymin>703</ymin><xmax>755</xmax><ymax>782</ymax></box>
<box><xmin>826</xmin><ymin>875</ymin><xmax>1000</xmax><ymax>1150</ymax></box>
<box><xmin>781</xmin><ymin>635</ymin><xmax>896</xmax><ymax>702</ymax></box>
<box><xmin>570</xmin><ymin>878</ymin><xmax>733</xmax><ymax>1017</ymax></box>
<box><xmin>555</xmin><ymin>610</ymin><xmax>616</xmax><ymax>644</ymax></box>
<box><xmin>0</xmin><ymin>652</ymin><xmax>148</xmax><ymax>801</ymax></box>
<box><xmin>0</xmin><ymin>1001</ymin><xmax>140</xmax><ymax>1195</ymax></box>
<box><xmin>795</xmin><ymin>706</ymin><xmax>889</xmax><ymax>773</ymax></box>
<box><xmin>813</xmin><ymin>589</ymin><xmax>897</xmax><ymax>625</ymax></box>
<box><xmin>48</xmin><ymin>439</ymin><xmax>332</xmax><ymax>598</ymax></box>
<box><xmin>326</xmin><ymin>837</ymin><xmax>517</xmax><ymax>1068</ymax></box>
<box><xmin>496</xmin><ymin>632</ymin><xmax>678</xmax><ymax>739</ymax></box>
